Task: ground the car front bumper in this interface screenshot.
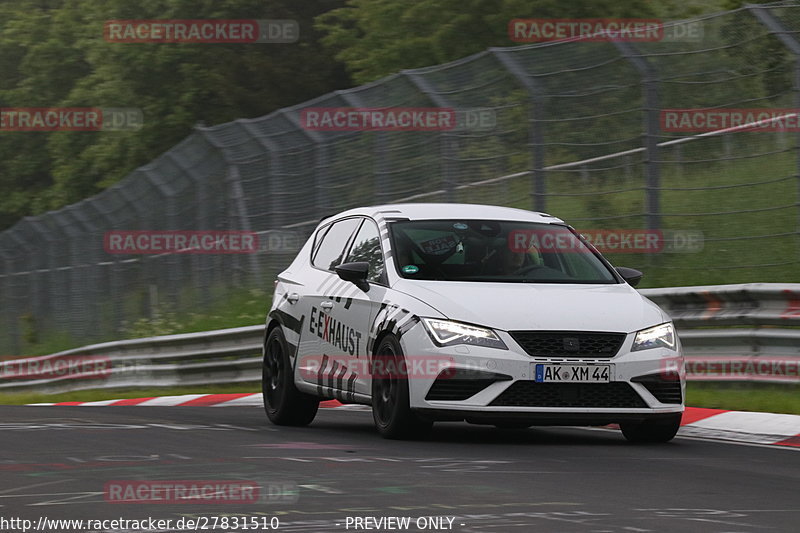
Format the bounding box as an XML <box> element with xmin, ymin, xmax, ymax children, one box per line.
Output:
<box><xmin>401</xmin><ymin>325</ymin><xmax>685</xmax><ymax>423</ymax></box>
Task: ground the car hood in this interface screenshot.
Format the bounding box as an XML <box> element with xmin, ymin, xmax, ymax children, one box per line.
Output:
<box><xmin>391</xmin><ymin>280</ymin><xmax>666</xmax><ymax>333</ymax></box>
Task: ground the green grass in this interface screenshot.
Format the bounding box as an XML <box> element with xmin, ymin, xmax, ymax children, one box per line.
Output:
<box><xmin>0</xmin><ymin>383</ymin><xmax>259</xmax><ymax>405</ymax></box>
<box><xmin>686</xmin><ymin>382</ymin><xmax>800</xmax><ymax>415</ymax></box>
<box><xmin>13</xmin><ymin>287</ymin><xmax>272</xmax><ymax>358</ymax></box>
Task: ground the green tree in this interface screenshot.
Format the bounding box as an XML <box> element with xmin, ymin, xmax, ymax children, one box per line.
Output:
<box><xmin>315</xmin><ymin>0</ymin><xmax>725</xmax><ymax>85</ymax></box>
<box><xmin>0</xmin><ymin>0</ymin><xmax>349</xmax><ymax>229</ymax></box>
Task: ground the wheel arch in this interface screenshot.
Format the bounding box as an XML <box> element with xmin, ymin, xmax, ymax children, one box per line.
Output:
<box><xmin>371</xmin><ymin>329</ymin><xmax>401</xmax><ymax>357</ymax></box>
<box><xmin>263</xmin><ymin>318</ymin><xmax>283</xmax><ymax>351</ymax></box>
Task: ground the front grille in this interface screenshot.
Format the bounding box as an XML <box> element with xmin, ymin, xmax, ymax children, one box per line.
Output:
<box><xmin>632</xmin><ymin>373</ymin><xmax>683</xmax><ymax>404</ymax></box>
<box><xmin>490</xmin><ymin>382</ymin><xmax>647</xmax><ymax>408</ymax></box>
<box><xmin>510</xmin><ymin>331</ymin><xmax>626</xmax><ymax>358</ymax></box>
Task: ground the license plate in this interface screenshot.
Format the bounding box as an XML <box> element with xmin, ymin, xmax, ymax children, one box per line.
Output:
<box><xmin>534</xmin><ymin>364</ymin><xmax>610</xmax><ymax>383</ymax></box>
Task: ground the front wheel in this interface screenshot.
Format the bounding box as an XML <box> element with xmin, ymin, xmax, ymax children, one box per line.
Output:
<box><xmin>371</xmin><ymin>334</ymin><xmax>432</xmax><ymax>439</ymax></box>
<box><xmin>262</xmin><ymin>326</ymin><xmax>319</xmax><ymax>426</ymax></box>
<box><xmin>620</xmin><ymin>413</ymin><xmax>681</xmax><ymax>443</ymax></box>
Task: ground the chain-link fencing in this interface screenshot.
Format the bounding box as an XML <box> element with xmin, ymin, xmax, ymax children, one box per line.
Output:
<box><xmin>1</xmin><ymin>2</ymin><xmax>799</xmax><ymax>354</ymax></box>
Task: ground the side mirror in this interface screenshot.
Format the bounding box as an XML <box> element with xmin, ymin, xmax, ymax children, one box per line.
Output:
<box><xmin>335</xmin><ymin>262</ymin><xmax>370</xmax><ymax>291</ymax></box>
<box><xmin>616</xmin><ymin>267</ymin><xmax>643</xmax><ymax>288</ymax></box>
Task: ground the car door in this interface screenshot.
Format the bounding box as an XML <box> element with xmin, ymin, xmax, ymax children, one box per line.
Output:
<box><xmin>297</xmin><ymin>217</ymin><xmax>362</xmax><ymax>397</ymax></box>
<box><xmin>337</xmin><ymin>218</ymin><xmax>389</xmax><ymax>399</ymax></box>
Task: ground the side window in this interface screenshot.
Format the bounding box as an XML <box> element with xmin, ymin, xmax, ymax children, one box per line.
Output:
<box><xmin>312</xmin><ymin>218</ymin><xmax>361</xmax><ymax>271</ymax></box>
<box><xmin>311</xmin><ymin>224</ymin><xmax>331</xmax><ymax>259</ymax></box>
<box><xmin>345</xmin><ymin>219</ymin><xmax>385</xmax><ymax>283</ymax></box>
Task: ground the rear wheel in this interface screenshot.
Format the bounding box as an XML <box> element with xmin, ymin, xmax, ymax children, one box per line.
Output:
<box><xmin>262</xmin><ymin>326</ymin><xmax>319</xmax><ymax>426</ymax></box>
<box><xmin>371</xmin><ymin>334</ymin><xmax>432</xmax><ymax>439</ymax></box>
<box><xmin>620</xmin><ymin>413</ymin><xmax>681</xmax><ymax>443</ymax></box>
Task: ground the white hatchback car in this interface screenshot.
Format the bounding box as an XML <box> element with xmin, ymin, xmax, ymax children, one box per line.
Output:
<box><xmin>263</xmin><ymin>203</ymin><xmax>684</xmax><ymax>442</ymax></box>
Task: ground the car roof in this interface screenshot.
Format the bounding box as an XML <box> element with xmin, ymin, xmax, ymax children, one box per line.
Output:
<box><xmin>324</xmin><ymin>203</ymin><xmax>565</xmax><ymax>225</ymax></box>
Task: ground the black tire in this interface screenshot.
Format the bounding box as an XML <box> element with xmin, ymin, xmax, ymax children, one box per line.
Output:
<box><xmin>620</xmin><ymin>413</ymin><xmax>681</xmax><ymax>443</ymax></box>
<box><xmin>371</xmin><ymin>334</ymin><xmax>433</xmax><ymax>439</ymax></box>
<box><xmin>262</xmin><ymin>326</ymin><xmax>319</xmax><ymax>426</ymax></box>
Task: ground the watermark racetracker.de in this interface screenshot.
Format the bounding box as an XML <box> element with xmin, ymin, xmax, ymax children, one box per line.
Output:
<box><xmin>104</xmin><ymin>19</ymin><xmax>298</xmax><ymax>43</ymax></box>
<box><xmin>661</xmin><ymin>108</ymin><xmax>800</xmax><ymax>132</ymax></box>
<box><xmin>0</xmin><ymin>108</ymin><xmax>143</xmax><ymax>131</ymax></box>
<box><xmin>508</xmin><ymin>228</ymin><xmax>704</xmax><ymax>254</ymax></box>
<box><xmin>662</xmin><ymin>357</ymin><xmax>800</xmax><ymax>383</ymax></box>
<box><xmin>508</xmin><ymin>18</ymin><xmax>703</xmax><ymax>43</ymax></box>
<box><xmin>300</xmin><ymin>107</ymin><xmax>496</xmax><ymax>132</ymax></box>
<box><xmin>104</xmin><ymin>479</ymin><xmax>298</xmax><ymax>504</ymax></box>
<box><xmin>299</xmin><ymin>354</ymin><xmax>457</xmax><ymax>381</ymax></box>
<box><xmin>0</xmin><ymin>355</ymin><xmax>111</xmax><ymax>381</ymax></box>
<box><xmin>104</xmin><ymin>230</ymin><xmax>258</xmax><ymax>254</ymax></box>
<box><xmin>103</xmin><ymin>230</ymin><xmax>304</xmax><ymax>254</ymax></box>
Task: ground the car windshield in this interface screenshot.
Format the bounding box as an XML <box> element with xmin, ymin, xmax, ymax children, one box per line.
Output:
<box><xmin>390</xmin><ymin>219</ymin><xmax>618</xmax><ymax>283</ymax></box>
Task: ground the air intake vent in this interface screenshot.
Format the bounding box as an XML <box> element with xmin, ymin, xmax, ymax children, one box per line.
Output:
<box><xmin>425</xmin><ymin>369</ymin><xmax>511</xmax><ymax>401</ymax></box>
<box><xmin>632</xmin><ymin>373</ymin><xmax>683</xmax><ymax>404</ymax></box>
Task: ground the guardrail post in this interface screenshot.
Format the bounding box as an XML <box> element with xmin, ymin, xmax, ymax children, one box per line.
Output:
<box><xmin>613</xmin><ymin>41</ymin><xmax>661</xmax><ymax>232</ymax></box>
<box><xmin>747</xmin><ymin>4</ymin><xmax>800</xmax><ymax>263</ymax></box>
<box><xmin>490</xmin><ymin>48</ymin><xmax>547</xmax><ymax>213</ymax></box>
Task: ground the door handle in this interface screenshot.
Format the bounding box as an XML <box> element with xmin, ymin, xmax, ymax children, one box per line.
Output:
<box><xmin>320</xmin><ymin>301</ymin><xmax>334</xmax><ymax>310</ymax></box>
<box><xmin>287</xmin><ymin>293</ymin><xmax>300</xmax><ymax>304</ymax></box>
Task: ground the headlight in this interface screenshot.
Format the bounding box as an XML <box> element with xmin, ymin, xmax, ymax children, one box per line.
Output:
<box><xmin>421</xmin><ymin>318</ymin><xmax>507</xmax><ymax>350</ymax></box>
<box><xmin>632</xmin><ymin>322</ymin><xmax>676</xmax><ymax>352</ymax></box>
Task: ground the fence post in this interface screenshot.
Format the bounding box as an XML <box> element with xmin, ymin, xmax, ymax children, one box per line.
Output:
<box><xmin>139</xmin><ymin>168</ymin><xmax>182</xmax><ymax>305</ymax></box>
<box><xmin>83</xmin><ymin>199</ymin><xmax>121</xmax><ymax>340</ymax></box>
<box><xmin>491</xmin><ymin>48</ymin><xmax>547</xmax><ymax>213</ymax></box>
<box><xmin>230</xmin><ymin>122</ymin><xmax>283</xmax><ymax>229</ymax></box>
<box><xmin>336</xmin><ymin>89</ymin><xmax>391</xmax><ymax>203</ymax></box>
<box><xmin>747</xmin><ymin>4</ymin><xmax>800</xmax><ymax>263</ymax></box>
<box><xmin>403</xmin><ymin>71</ymin><xmax>456</xmax><ymax>202</ymax></box>
<box><xmin>7</xmin><ymin>226</ymin><xmax>42</xmax><ymax>346</ymax></box>
<box><xmin>613</xmin><ymin>41</ymin><xmax>661</xmax><ymax>232</ymax></box>
<box><xmin>0</xmin><ymin>248</ymin><xmax>20</xmax><ymax>354</ymax></box>
<box><xmin>226</xmin><ymin>165</ymin><xmax>260</xmax><ymax>282</ymax></box>
<box><xmin>279</xmin><ymin>109</ymin><xmax>330</xmax><ymax>217</ymax></box>
<box><xmin>114</xmin><ymin>184</ymin><xmax>152</xmax><ymax>331</ymax></box>
<box><xmin>24</xmin><ymin>217</ymin><xmax>60</xmax><ymax>343</ymax></box>
<box><xmin>166</xmin><ymin>149</ymin><xmax>207</xmax><ymax>311</ymax></box>
<box><xmin>225</xmin><ymin>121</ymin><xmax>286</xmax><ymax>284</ymax></box>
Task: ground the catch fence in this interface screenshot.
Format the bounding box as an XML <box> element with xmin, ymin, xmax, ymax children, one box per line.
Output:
<box><xmin>2</xmin><ymin>3</ymin><xmax>800</xmax><ymax>353</ymax></box>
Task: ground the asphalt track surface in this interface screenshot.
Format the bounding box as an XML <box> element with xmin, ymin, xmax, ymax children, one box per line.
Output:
<box><xmin>1</xmin><ymin>406</ymin><xmax>798</xmax><ymax>533</ymax></box>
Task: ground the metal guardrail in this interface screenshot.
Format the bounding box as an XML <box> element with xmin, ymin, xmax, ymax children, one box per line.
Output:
<box><xmin>1</xmin><ymin>284</ymin><xmax>798</xmax><ymax>395</ymax></box>
<box><xmin>0</xmin><ymin>325</ymin><xmax>265</xmax><ymax>395</ymax></box>
<box><xmin>639</xmin><ymin>283</ymin><xmax>800</xmax><ymax>327</ymax></box>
